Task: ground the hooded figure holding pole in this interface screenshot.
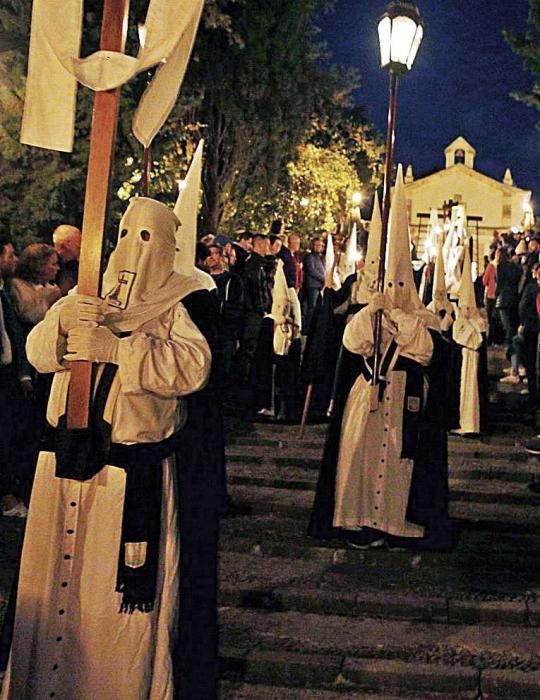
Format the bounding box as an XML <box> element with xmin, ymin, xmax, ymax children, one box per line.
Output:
<box><xmin>309</xmin><ymin>166</ymin><xmax>452</xmax><ymax>551</ymax></box>
<box><xmin>1</xmin><ymin>195</ymin><xmax>214</xmax><ymax>700</ymax></box>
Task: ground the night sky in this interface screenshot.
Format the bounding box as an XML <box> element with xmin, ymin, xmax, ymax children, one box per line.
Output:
<box><xmin>320</xmin><ymin>0</ymin><xmax>539</xmax><ymax>209</ymax></box>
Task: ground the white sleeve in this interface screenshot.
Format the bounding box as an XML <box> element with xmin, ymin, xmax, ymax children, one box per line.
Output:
<box><xmin>452</xmin><ymin>317</ymin><xmax>483</xmax><ymax>350</ymax></box>
<box><xmin>389</xmin><ymin>309</ymin><xmax>433</xmax><ymax>365</ymax></box>
<box><xmin>343</xmin><ymin>307</ymin><xmax>374</xmax><ymax>356</ymax></box>
<box><xmin>26</xmin><ymin>298</ymin><xmax>67</xmax><ymax>373</ymax></box>
<box><xmin>117</xmin><ymin>302</ymin><xmax>211</xmax><ymax>397</ymax></box>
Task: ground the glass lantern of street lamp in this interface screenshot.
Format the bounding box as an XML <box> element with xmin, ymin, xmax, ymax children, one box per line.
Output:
<box><xmin>351</xmin><ymin>191</ymin><xmax>363</xmax><ymax>206</ymax></box>
<box><xmin>378</xmin><ymin>0</ymin><xmax>424</xmax><ymax>74</ymax></box>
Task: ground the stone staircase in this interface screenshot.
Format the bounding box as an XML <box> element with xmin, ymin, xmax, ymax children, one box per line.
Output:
<box><xmin>1</xmin><ymin>351</ymin><xmax>539</xmax><ymax>699</ymax></box>
<box><xmin>219</xmin><ymin>376</ymin><xmax>540</xmax><ymax>698</ymax></box>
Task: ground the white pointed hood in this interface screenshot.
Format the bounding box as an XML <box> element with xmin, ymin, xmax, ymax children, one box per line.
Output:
<box><xmin>270</xmin><ymin>260</ymin><xmax>289</xmax><ymax>323</ymax></box>
<box><xmin>356</xmin><ymin>194</ymin><xmax>382</xmax><ymax>304</ymax></box>
<box><xmin>102</xmin><ymin>197</ymin><xmax>204</xmax><ymax>332</ymax></box>
<box><xmin>271</xmin><ymin>259</ymin><xmax>301</xmax><ymax>355</ymax></box>
<box><xmin>384</xmin><ymin>165</ymin><xmax>439</xmax><ymax>330</ymax></box>
<box><xmin>453</xmin><ymin>244</ymin><xmax>487</xmax><ymax>347</ymax></box>
<box><xmin>457</xmin><ymin>246</ymin><xmax>481</xmax><ymax>319</ymax></box>
<box><xmin>427</xmin><ymin>243</ymin><xmax>454</xmax><ymax>329</ymax></box>
<box><xmin>338</xmin><ymin>224</ymin><xmax>357</xmax><ymax>283</ymax></box>
<box><xmin>423</xmin><ymin>208</ymin><xmax>443</xmax><ymax>262</ymax></box>
<box><xmin>324</xmin><ymin>232</ymin><xmax>340</xmax><ymax>290</ymax></box>
<box><xmin>384</xmin><ymin>165</ymin><xmax>423</xmax><ymax>312</ymax></box>
<box><xmin>173</xmin><ymin>140</ymin><xmax>204</xmax><ymax>277</ymax></box>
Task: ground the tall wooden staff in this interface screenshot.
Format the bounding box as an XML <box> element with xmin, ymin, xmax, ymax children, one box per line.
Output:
<box><xmin>370</xmin><ymin>71</ymin><xmax>398</xmax><ymax>400</ymax></box>
<box><xmin>67</xmin><ymin>0</ymin><xmax>130</xmax><ymax>429</ymax></box>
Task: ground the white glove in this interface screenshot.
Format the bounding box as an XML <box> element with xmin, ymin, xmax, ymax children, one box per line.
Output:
<box><xmin>65</xmin><ymin>326</ymin><xmax>120</xmax><ymax>364</ymax></box>
<box><xmin>59</xmin><ymin>294</ymin><xmax>106</xmax><ymax>334</ymax></box>
<box><xmin>367</xmin><ymin>291</ymin><xmax>387</xmax><ymax>316</ymax></box>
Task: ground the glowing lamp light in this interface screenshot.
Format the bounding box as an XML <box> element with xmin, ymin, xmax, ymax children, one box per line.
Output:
<box><xmin>378</xmin><ymin>1</ymin><xmax>423</xmax><ymax>74</ymax></box>
<box><xmin>352</xmin><ymin>191</ymin><xmax>363</xmax><ymax>206</ymax></box>
<box><xmin>299</xmin><ymin>197</ymin><xmax>309</xmax><ymax>208</ymax></box>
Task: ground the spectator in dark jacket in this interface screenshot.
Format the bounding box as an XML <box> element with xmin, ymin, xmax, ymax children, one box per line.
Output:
<box><xmin>519</xmin><ymin>261</ymin><xmax>539</xmax><ymax>412</ymax></box>
<box><xmin>301</xmin><ymin>237</ymin><xmax>325</xmax><ymax>331</ymax></box>
<box><xmin>238</xmin><ymin>233</ymin><xmax>271</xmax><ymax>384</ymax></box>
<box><xmin>0</xmin><ymin>235</ymin><xmax>31</xmax><ymax>518</ymax></box>
<box><xmin>231</xmin><ymin>232</ymin><xmax>253</xmax><ymax>274</ymax></box>
<box><xmin>287</xmin><ymin>234</ymin><xmax>303</xmax><ymax>291</ymax></box>
<box><xmin>206</xmin><ymin>244</ymin><xmax>244</xmax><ymax>390</ymax></box>
<box><xmin>495</xmin><ymin>247</ymin><xmax>522</xmax><ymax>349</ymax></box>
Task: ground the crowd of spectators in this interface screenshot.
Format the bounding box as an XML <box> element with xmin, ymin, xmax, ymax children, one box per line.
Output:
<box><xmin>482</xmin><ymin>229</ymin><xmax>540</xmax><ymax>414</ymax></box>
<box><xmin>0</xmin><ymin>226</ymin><xmax>81</xmax><ymax>518</ymax></box>
<box><xmin>196</xmin><ymin>226</ymin><xmax>333</xmax><ymax>413</ymax></box>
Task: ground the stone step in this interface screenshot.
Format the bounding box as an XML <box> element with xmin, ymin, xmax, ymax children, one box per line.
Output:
<box><xmin>220</xmin><ymin>655</ymin><xmax>482</xmax><ymax>699</ymax></box>
<box><xmin>219</xmin><ymin>583</ymin><xmax>536</xmax><ymax>628</ymax></box>
<box><xmin>226</xmin><ymin>445</ymin><xmax>535</xmax><ymax>470</ymax></box>
<box><xmin>219</xmin><ymin>549</ymin><xmax>539</xmax><ymax>617</ymax></box>
<box><xmin>226</xmin><ymin>484</ymin><xmax>540</xmax><ymax>533</ymax></box>
<box><xmin>219</xmin><ymin>608</ymin><xmax>540</xmax><ymax>696</ymax></box>
<box><xmin>221</xmin><ymin>682</ymin><xmax>471</xmax><ymax>700</ymax></box>
<box><xmin>226</xmin><ymin>463</ymin><xmax>539</xmax><ymax>497</ymax></box>
<box><xmin>220</xmin><ymin>533</ymin><xmax>540</xmax><ymax>588</ymax></box>
<box><xmin>228</xmin><ymin>435</ymin><xmax>530</xmax><ymax>461</ymax></box>
<box><xmin>221</xmin><ymin>515</ymin><xmax>540</xmax><ymax>557</ymax></box>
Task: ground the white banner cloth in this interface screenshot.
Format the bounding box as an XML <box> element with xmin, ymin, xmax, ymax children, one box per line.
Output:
<box><xmin>21</xmin><ymin>0</ymin><xmax>204</xmax><ymax>151</ymax></box>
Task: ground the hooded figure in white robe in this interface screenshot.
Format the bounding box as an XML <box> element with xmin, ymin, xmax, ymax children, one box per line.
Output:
<box><xmin>252</xmin><ymin>260</ymin><xmax>302</xmax><ymax>420</ymax></box>
<box><xmin>451</xmin><ymin>246</ymin><xmax>488</xmax><ymax>434</ymax></box>
<box><xmin>1</xmin><ymin>197</ymin><xmax>211</xmax><ymax>700</ymax></box>
<box><xmin>427</xmin><ymin>242</ymin><xmax>454</xmax><ymax>334</ymax></box>
<box><xmin>310</xmin><ymin>167</ymin><xmax>452</xmax><ymax>551</ymax></box>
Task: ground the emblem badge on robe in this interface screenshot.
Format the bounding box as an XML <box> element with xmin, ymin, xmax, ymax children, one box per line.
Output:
<box><xmin>407</xmin><ymin>396</ymin><xmax>421</xmax><ymax>413</ymax></box>
<box><xmin>107</xmin><ymin>270</ymin><xmax>137</xmax><ymax>309</ymax></box>
<box><xmin>125</xmin><ymin>541</ymin><xmax>147</xmax><ymax>569</ymax></box>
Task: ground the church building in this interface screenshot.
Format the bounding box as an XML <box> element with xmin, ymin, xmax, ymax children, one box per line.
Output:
<box><xmin>403</xmin><ymin>136</ymin><xmax>533</xmax><ymax>262</ymax></box>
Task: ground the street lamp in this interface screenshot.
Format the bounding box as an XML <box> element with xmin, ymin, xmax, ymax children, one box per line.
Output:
<box><xmin>372</xmin><ymin>0</ymin><xmax>423</xmax><ymax>392</ymax></box>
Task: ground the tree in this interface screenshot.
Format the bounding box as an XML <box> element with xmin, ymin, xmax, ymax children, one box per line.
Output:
<box><xmin>504</xmin><ymin>0</ymin><xmax>540</xmax><ymax>123</ymax></box>
<box><xmin>0</xmin><ymin>0</ymin><xmax>383</xmax><ymax>249</ymax></box>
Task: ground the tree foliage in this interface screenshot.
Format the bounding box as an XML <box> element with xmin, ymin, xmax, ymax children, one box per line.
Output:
<box><xmin>504</xmin><ymin>0</ymin><xmax>540</xmax><ymax>123</ymax></box>
<box><xmin>0</xmin><ymin>0</ymin><xmax>384</xmax><ymax>249</ymax></box>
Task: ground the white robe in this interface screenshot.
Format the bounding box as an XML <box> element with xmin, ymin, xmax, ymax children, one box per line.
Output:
<box><xmin>2</xmin><ymin>301</ymin><xmax>211</xmax><ymax>700</ymax></box>
<box><xmin>333</xmin><ymin>307</ymin><xmax>433</xmax><ymax>538</ymax></box>
<box><xmin>452</xmin><ymin>314</ymin><xmax>486</xmax><ymax>435</ymax></box>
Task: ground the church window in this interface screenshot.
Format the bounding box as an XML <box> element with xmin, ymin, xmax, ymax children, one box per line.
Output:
<box><xmin>454</xmin><ymin>149</ymin><xmax>465</xmax><ymax>164</ymax></box>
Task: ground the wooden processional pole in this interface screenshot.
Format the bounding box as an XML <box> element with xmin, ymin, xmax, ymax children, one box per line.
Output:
<box><xmin>371</xmin><ymin>70</ymin><xmax>398</xmax><ymax>400</ymax></box>
<box><xmin>67</xmin><ymin>0</ymin><xmax>130</xmax><ymax>429</ymax></box>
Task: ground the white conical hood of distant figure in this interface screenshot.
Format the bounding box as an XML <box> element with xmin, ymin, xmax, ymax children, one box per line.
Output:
<box><xmin>173</xmin><ymin>140</ymin><xmax>204</xmax><ymax>277</ymax></box>
<box><xmin>423</xmin><ymin>208</ymin><xmax>443</xmax><ymax>263</ymax></box>
<box><xmin>427</xmin><ymin>243</ymin><xmax>454</xmax><ymax>330</ymax></box>
<box><xmin>356</xmin><ymin>193</ymin><xmax>381</xmax><ymax>304</ymax></box>
<box><xmin>324</xmin><ymin>232</ymin><xmax>340</xmax><ymax>290</ymax></box>
<box><xmin>338</xmin><ymin>223</ymin><xmax>357</xmax><ymax>283</ymax></box>
<box><xmin>270</xmin><ymin>259</ymin><xmax>290</xmax><ymax>323</ymax></box>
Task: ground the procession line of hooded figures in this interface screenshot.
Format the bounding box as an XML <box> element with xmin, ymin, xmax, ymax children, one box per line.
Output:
<box><xmin>0</xmin><ymin>160</ymin><xmax>486</xmax><ymax>699</ymax></box>
<box><xmin>0</xmin><ymin>1</ymin><xmax>487</xmax><ymax>693</ymax></box>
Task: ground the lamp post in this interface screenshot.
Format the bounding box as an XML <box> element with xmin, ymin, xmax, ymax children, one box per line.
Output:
<box><xmin>372</xmin><ymin>0</ymin><xmax>423</xmax><ymax>390</ymax></box>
